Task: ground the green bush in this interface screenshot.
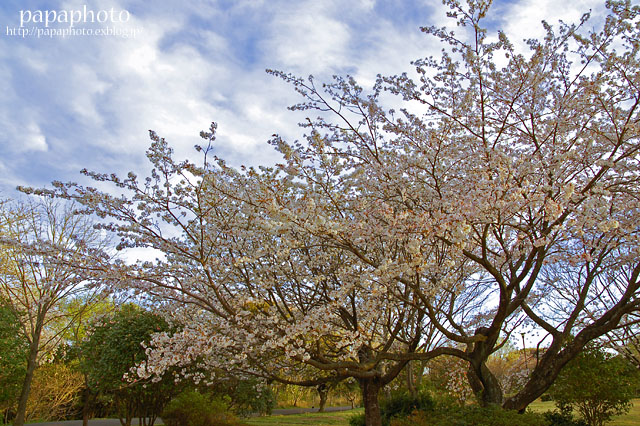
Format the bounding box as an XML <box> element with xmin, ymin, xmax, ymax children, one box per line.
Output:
<box><xmin>82</xmin><ymin>305</ymin><xmax>175</xmax><ymax>424</ymax></box>
<box><xmin>548</xmin><ymin>346</ymin><xmax>640</xmax><ymax>426</ymax></box>
<box><xmin>348</xmin><ymin>412</ymin><xmax>366</xmax><ymax>426</ymax></box>
<box><xmin>348</xmin><ymin>392</ymin><xmax>435</xmax><ymax>426</ymax></box>
<box><xmin>543</xmin><ymin>411</ymin><xmax>588</xmax><ymax>426</ymax></box>
<box><xmin>457</xmin><ymin>405</ymin><xmax>548</xmax><ymax>426</ymax></box>
<box><xmin>0</xmin><ymin>300</ymin><xmax>27</xmax><ymax>423</ymax></box>
<box><xmin>391</xmin><ymin>404</ymin><xmax>548</xmax><ymax>426</ymax></box>
<box><xmin>161</xmin><ymin>391</ymin><xmax>246</xmax><ymax>426</ymax></box>
<box><xmin>228</xmin><ymin>379</ymin><xmax>275</xmax><ymax>417</ymax></box>
<box><xmin>381</xmin><ymin>392</ymin><xmax>435</xmax><ymax>425</ymax></box>
<box><xmin>352</xmin><ymin>393</ymin><xmax>549</xmax><ymax>426</ymax></box>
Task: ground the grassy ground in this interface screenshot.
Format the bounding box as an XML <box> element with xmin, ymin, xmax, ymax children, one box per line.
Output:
<box><xmin>245</xmin><ymin>408</ymin><xmax>362</xmax><ymax>425</ymax></box>
<box><xmin>528</xmin><ymin>398</ymin><xmax>640</xmax><ymax>426</ymax></box>
<box><xmin>246</xmin><ymin>399</ymin><xmax>640</xmax><ymax>426</ymax></box>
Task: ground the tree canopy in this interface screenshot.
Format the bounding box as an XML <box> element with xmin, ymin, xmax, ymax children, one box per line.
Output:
<box><xmin>549</xmin><ymin>346</ymin><xmax>640</xmax><ymax>426</ymax></box>
<box><xmin>24</xmin><ymin>1</ymin><xmax>640</xmax><ymax>424</ymax></box>
<box><xmin>81</xmin><ymin>304</ymin><xmax>173</xmax><ymax>426</ymax></box>
<box><xmin>0</xmin><ymin>298</ymin><xmax>27</xmax><ymax>421</ymax></box>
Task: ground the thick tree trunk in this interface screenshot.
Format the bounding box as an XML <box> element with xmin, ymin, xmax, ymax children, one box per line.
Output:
<box><xmin>502</xmin><ymin>381</ymin><xmax>546</xmax><ymax>412</ymax></box>
<box><xmin>466</xmin><ymin>327</ymin><xmax>504</xmax><ymax>407</ymax></box>
<box><xmin>317</xmin><ymin>384</ymin><xmax>328</xmax><ymax>412</ymax></box>
<box><xmin>467</xmin><ymin>361</ymin><xmax>503</xmax><ymax>406</ymax></box>
<box><xmin>415</xmin><ymin>361</ymin><xmax>423</xmax><ymax>390</ymax></box>
<box><xmin>81</xmin><ymin>375</ymin><xmax>93</xmax><ymax>426</ymax></box>
<box><xmin>407</xmin><ymin>360</ymin><xmax>416</xmax><ymax>397</ymax></box>
<box><xmin>503</xmin><ymin>348</ymin><xmax>575</xmax><ymax>412</ymax></box>
<box><xmin>503</xmin><ymin>334</ymin><xmax>594</xmax><ymax>411</ymax></box>
<box><xmin>14</xmin><ymin>321</ymin><xmax>42</xmax><ymax>426</ymax></box>
<box><xmin>360</xmin><ymin>378</ymin><xmax>383</xmax><ymax>426</ymax></box>
<box><xmin>82</xmin><ymin>386</ymin><xmax>90</xmax><ymax>426</ymax></box>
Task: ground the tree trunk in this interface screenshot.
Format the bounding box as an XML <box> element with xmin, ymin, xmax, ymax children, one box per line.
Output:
<box><xmin>503</xmin><ymin>336</ymin><xmax>590</xmax><ymax>412</ymax></box>
<box><xmin>317</xmin><ymin>384</ymin><xmax>328</xmax><ymax>412</ymax></box>
<box><xmin>467</xmin><ymin>361</ymin><xmax>503</xmax><ymax>406</ymax></box>
<box><xmin>502</xmin><ymin>379</ymin><xmax>546</xmax><ymax>412</ymax></box>
<box><xmin>502</xmin><ymin>352</ymin><xmax>572</xmax><ymax>412</ymax></box>
<box><xmin>292</xmin><ymin>391</ymin><xmax>299</xmax><ymax>407</ymax></box>
<box><xmin>81</xmin><ymin>375</ymin><xmax>93</xmax><ymax>426</ymax></box>
<box><xmin>82</xmin><ymin>386</ymin><xmax>90</xmax><ymax>426</ymax></box>
<box><xmin>407</xmin><ymin>360</ymin><xmax>416</xmax><ymax>398</ymax></box>
<box><xmin>415</xmin><ymin>361</ymin><xmax>423</xmax><ymax>390</ymax></box>
<box><xmin>118</xmin><ymin>394</ymin><xmax>133</xmax><ymax>426</ymax></box>
<box><xmin>14</xmin><ymin>321</ymin><xmax>42</xmax><ymax>426</ymax></box>
<box><xmin>360</xmin><ymin>378</ymin><xmax>383</xmax><ymax>426</ymax></box>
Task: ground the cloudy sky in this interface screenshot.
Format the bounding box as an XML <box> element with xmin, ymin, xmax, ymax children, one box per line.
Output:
<box><xmin>0</xmin><ymin>0</ymin><xmax>606</xmax><ymax>196</ymax></box>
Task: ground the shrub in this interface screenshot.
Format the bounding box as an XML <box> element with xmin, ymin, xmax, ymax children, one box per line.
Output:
<box><xmin>161</xmin><ymin>391</ymin><xmax>246</xmax><ymax>426</ymax></box>
<box><xmin>549</xmin><ymin>346</ymin><xmax>640</xmax><ymax>426</ymax></box>
<box><xmin>457</xmin><ymin>405</ymin><xmax>548</xmax><ymax>426</ymax></box>
<box><xmin>82</xmin><ymin>305</ymin><xmax>175</xmax><ymax>425</ymax></box>
<box><xmin>390</xmin><ymin>404</ymin><xmax>548</xmax><ymax>426</ymax></box>
<box><xmin>25</xmin><ymin>362</ymin><xmax>84</xmax><ymax>422</ymax></box>
<box><xmin>227</xmin><ymin>379</ymin><xmax>275</xmax><ymax>417</ymax></box>
<box><xmin>0</xmin><ymin>301</ymin><xmax>27</xmax><ymax>424</ymax></box>
<box><xmin>381</xmin><ymin>392</ymin><xmax>435</xmax><ymax>425</ymax></box>
<box><xmin>347</xmin><ymin>391</ymin><xmax>435</xmax><ymax>426</ymax></box>
<box><xmin>543</xmin><ymin>411</ymin><xmax>588</xmax><ymax>426</ymax></box>
<box><xmin>348</xmin><ymin>412</ymin><xmax>366</xmax><ymax>426</ymax></box>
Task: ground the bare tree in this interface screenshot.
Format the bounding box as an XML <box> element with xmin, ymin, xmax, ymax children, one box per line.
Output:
<box><xmin>0</xmin><ymin>198</ymin><xmax>108</xmax><ymax>426</ymax></box>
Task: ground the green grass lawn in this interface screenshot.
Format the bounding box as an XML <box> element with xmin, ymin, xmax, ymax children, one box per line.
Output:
<box><xmin>245</xmin><ymin>408</ymin><xmax>362</xmax><ymax>425</ymax></box>
<box><xmin>528</xmin><ymin>398</ymin><xmax>640</xmax><ymax>426</ymax></box>
<box><xmin>246</xmin><ymin>399</ymin><xmax>640</xmax><ymax>426</ymax></box>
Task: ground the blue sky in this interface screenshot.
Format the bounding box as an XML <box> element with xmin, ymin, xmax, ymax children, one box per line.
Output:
<box><xmin>0</xmin><ymin>0</ymin><xmax>606</xmax><ymax>196</ymax></box>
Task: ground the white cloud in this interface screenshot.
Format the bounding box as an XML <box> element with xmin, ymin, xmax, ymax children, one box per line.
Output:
<box><xmin>263</xmin><ymin>2</ymin><xmax>352</xmax><ymax>74</ymax></box>
<box><xmin>0</xmin><ymin>0</ymin><xmax>615</xmax><ymax>194</ymax></box>
<box><xmin>0</xmin><ymin>59</ymin><xmax>48</xmax><ymax>154</ymax></box>
<box><xmin>69</xmin><ymin>64</ymin><xmax>111</xmax><ymax>125</ymax></box>
<box><xmin>498</xmin><ymin>0</ymin><xmax>607</xmax><ymax>44</ymax></box>
<box><xmin>23</xmin><ymin>122</ymin><xmax>48</xmax><ymax>152</ymax></box>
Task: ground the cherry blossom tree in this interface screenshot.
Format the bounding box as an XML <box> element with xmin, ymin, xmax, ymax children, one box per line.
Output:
<box><xmin>373</xmin><ymin>0</ymin><xmax>640</xmax><ymax>411</ymax></box>
<box><xmin>31</xmin><ymin>133</ymin><xmax>446</xmax><ymax>425</ymax></box>
<box><xmin>24</xmin><ymin>0</ymin><xmax>640</xmax><ymax>424</ymax></box>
